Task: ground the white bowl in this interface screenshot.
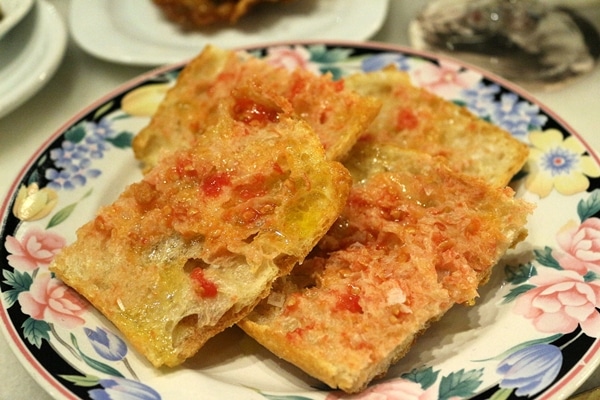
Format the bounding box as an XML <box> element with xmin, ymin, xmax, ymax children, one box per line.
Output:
<box><xmin>0</xmin><ymin>0</ymin><xmax>34</xmax><ymax>40</ymax></box>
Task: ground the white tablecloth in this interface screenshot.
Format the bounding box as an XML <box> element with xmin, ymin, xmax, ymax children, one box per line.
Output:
<box><xmin>1</xmin><ymin>1</ymin><xmax>599</xmax><ymax>399</ymax></box>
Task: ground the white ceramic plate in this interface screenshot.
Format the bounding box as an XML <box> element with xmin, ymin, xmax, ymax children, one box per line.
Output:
<box><xmin>3</xmin><ymin>42</ymin><xmax>600</xmax><ymax>400</ymax></box>
<box><xmin>68</xmin><ymin>0</ymin><xmax>389</xmax><ymax>66</ymax></box>
<box><xmin>0</xmin><ymin>0</ymin><xmax>67</xmax><ymax>119</ymax></box>
<box><xmin>0</xmin><ymin>0</ymin><xmax>34</xmax><ymax>39</ymax></box>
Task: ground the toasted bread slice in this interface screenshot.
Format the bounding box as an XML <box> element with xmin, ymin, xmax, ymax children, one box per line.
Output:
<box><xmin>132</xmin><ymin>45</ymin><xmax>380</xmax><ymax>172</ymax></box>
<box><xmin>345</xmin><ymin>67</ymin><xmax>529</xmax><ymax>187</ymax></box>
<box><xmin>152</xmin><ymin>0</ymin><xmax>292</xmax><ymax>27</ymax></box>
<box><xmin>50</xmin><ymin>90</ymin><xmax>352</xmax><ymax>368</ymax></box>
<box><xmin>239</xmin><ymin>144</ymin><xmax>533</xmax><ymax>393</ymax></box>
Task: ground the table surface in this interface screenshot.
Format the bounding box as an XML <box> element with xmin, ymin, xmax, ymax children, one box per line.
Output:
<box><xmin>1</xmin><ymin>1</ymin><xmax>600</xmax><ymax>399</ymax></box>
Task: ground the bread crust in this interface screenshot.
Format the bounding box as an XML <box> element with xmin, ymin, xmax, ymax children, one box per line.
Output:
<box><xmin>51</xmin><ymin>92</ymin><xmax>352</xmax><ymax>368</ymax></box>
<box><xmin>239</xmin><ymin>145</ymin><xmax>533</xmax><ymax>393</ymax></box>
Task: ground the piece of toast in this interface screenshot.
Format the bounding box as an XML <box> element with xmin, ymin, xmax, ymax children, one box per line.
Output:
<box><xmin>345</xmin><ymin>66</ymin><xmax>529</xmax><ymax>188</ymax></box>
<box><xmin>132</xmin><ymin>45</ymin><xmax>381</xmax><ymax>172</ymax></box>
<box><xmin>50</xmin><ymin>89</ymin><xmax>352</xmax><ymax>368</ymax></box>
<box><xmin>239</xmin><ymin>143</ymin><xmax>533</xmax><ymax>393</ymax></box>
<box><xmin>152</xmin><ymin>0</ymin><xmax>293</xmax><ymax>27</ymax></box>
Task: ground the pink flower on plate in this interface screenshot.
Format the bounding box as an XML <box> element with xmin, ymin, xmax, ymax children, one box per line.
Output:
<box><xmin>4</xmin><ymin>227</ymin><xmax>66</xmax><ymax>272</ymax></box>
<box><xmin>554</xmin><ymin>218</ymin><xmax>600</xmax><ymax>276</ymax></box>
<box><xmin>410</xmin><ymin>60</ymin><xmax>480</xmax><ymax>99</ymax></box>
<box><xmin>18</xmin><ymin>272</ymin><xmax>87</xmax><ymax>328</ymax></box>
<box><xmin>263</xmin><ymin>45</ymin><xmax>320</xmax><ymax>74</ymax></box>
<box><xmin>514</xmin><ymin>269</ymin><xmax>600</xmax><ymax>337</ymax></box>
<box><xmin>325</xmin><ymin>379</ymin><xmax>438</xmax><ymax>400</ymax></box>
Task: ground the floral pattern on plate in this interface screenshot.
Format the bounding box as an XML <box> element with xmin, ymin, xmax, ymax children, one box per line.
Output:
<box><xmin>2</xmin><ymin>43</ymin><xmax>600</xmax><ymax>400</ymax></box>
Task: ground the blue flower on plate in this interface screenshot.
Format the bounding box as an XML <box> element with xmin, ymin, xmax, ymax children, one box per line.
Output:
<box><xmin>490</xmin><ymin>92</ymin><xmax>548</xmax><ymax>138</ymax></box>
<box><xmin>80</xmin><ymin>133</ymin><xmax>110</xmax><ymax>160</ymax></box>
<box><xmin>361</xmin><ymin>52</ymin><xmax>410</xmax><ymax>72</ymax></box>
<box><xmin>45</xmin><ymin>158</ymin><xmax>101</xmax><ymax>190</ymax></box>
<box><xmin>88</xmin><ymin>118</ymin><xmax>116</xmax><ymax>139</ymax></box>
<box><xmin>89</xmin><ymin>377</ymin><xmax>161</xmax><ymax>400</ymax></box>
<box><xmin>496</xmin><ymin>343</ymin><xmax>563</xmax><ymax>396</ymax></box>
<box><xmin>45</xmin><ymin>165</ymin><xmax>85</xmax><ymax>190</ymax></box>
<box><xmin>50</xmin><ymin>140</ymin><xmax>89</xmax><ymax>170</ymax></box>
<box><xmin>85</xmin><ymin>327</ymin><xmax>128</xmax><ymax>361</ymax></box>
<box><xmin>461</xmin><ymin>82</ymin><xmax>502</xmax><ymax>118</ymax></box>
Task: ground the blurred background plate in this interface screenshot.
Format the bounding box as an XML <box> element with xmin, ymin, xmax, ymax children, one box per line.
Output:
<box><xmin>0</xmin><ymin>0</ymin><xmax>67</xmax><ymax>119</ymax></box>
<box><xmin>68</xmin><ymin>0</ymin><xmax>389</xmax><ymax>66</ymax></box>
<box><xmin>0</xmin><ymin>0</ymin><xmax>34</xmax><ymax>40</ymax></box>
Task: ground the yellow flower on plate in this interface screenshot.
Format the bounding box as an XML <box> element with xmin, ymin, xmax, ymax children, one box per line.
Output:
<box><xmin>525</xmin><ymin>129</ymin><xmax>600</xmax><ymax>198</ymax></box>
<box><xmin>121</xmin><ymin>83</ymin><xmax>171</xmax><ymax>117</ymax></box>
<box><xmin>12</xmin><ymin>183</ymin><xmax>58</xmax><ymax>221</ymax></box>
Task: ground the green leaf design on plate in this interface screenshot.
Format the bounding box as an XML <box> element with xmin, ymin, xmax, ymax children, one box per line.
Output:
<box><xmin>438</xmin><ymin>368</ymin><xmax>483</xmax><ymax>400</ymax></box>
<box><xmin>64</xmin><ymin>122</ymin><xmax>87</xmax><ymax>144</ymax></box>
<box><xmin>27</xmin><ymin>169</ymin><xmax>41</xmax><ymax>186</ymax></box>
<box><xmin>584</xmin><ymin>271</ymin><xmax>600</xmax><ymax>282</ymax></box>
<box><xmin>2</xmin><ymin>269</ymin><xmax>33</xmax><ymax>307</ymax></box>
<box><xmin>22</xmin><ymin>317</ymin><xmax>51</xmax><ymax>348</ymax></box>
<box><xmin>71</xmin><ymin>333</ymin><xmax>125</xmax><ymax>378</ymax></box>
<box><xmin>59</xmin><ymin>374</ymin><xmax>101</xmax><ymax>387</ymax></box>
<box><xmin>47</xmin><ymin>189</ymin><xmax>93</xmax><ymax>229</ymax></box>
<box><xmin>534</xmin><ymin>246</ymin><xmax>562</xmax><ymax>270</ymax></box>
<box><xmin>402</xmin><ymin>366</ymin><xmax>439</xmax><ymax>390</ymax></box>
<box><xmin>502</xmin><ymin>284</ymin><xmax>536</xmax><ymax>303</ymax></box>
<box><xmin>47</xmin><ymin>203</ymin><xmax>77</xmax><ymax>229</ymax></box>
<box><xmin>578</xmin><ymin>189</ymin><xmax>600</xmax><ymax>221</ymax></box>
<box><xmin>94</xmin><ymin>101</ymin><xmax>114</xmax><ymax>120</ymax></box>
<box><xmin>36</xmin><ymin>153</ymin><xmax>48</xmax><ymax>167</ymax></box>
<box><xmin>105</xmin><ymin>131</ymin><xmax>134</xmax><ymax>149</ymax></box>
<box><xmin>505</xmin><ymin>263</ymin><xmax>537</xmax><ymax>285</ymax></box>
<box><xmin>490</xmin><ymin>387</ymin><xmax>514</xmax><ymax>400</ymax></box>
<box><xmin>308</xmin><ymin>44</ymin><xmax>353</xmax><ymax>64</ymax></box>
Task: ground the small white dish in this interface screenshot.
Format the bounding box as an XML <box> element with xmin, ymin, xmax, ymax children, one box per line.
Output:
<box><xmin>0</xmin><ymin>0</ymin><xmax>34</xmax><ymax>40</ymax></box>
<box><xmin>0</xmin><ymin>0</ymin><xmax>67</xmax><ymax>119</ymax></box>
<box><xmin>68</xmin><ymin>0</ymin><xmax>389</xmax><ymax>66</ymax></box>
